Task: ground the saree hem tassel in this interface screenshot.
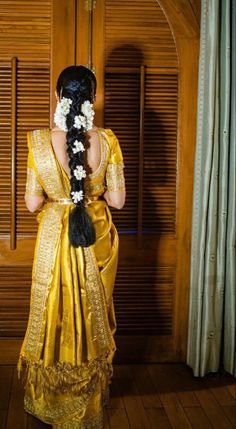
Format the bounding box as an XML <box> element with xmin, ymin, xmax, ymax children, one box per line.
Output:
<box><xmin>17</xmin><ymin>350</ymin><xmax>113</xmax><ymax>426</ymax></box>
<box><xmin>17</xmin><ymin>349</ymin><xmax>113</xmax><ymax>394</ymax></box>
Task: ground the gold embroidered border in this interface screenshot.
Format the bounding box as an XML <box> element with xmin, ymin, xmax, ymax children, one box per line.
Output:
<box><xmin>25</xmin><ymin>166</ymin><xmax>45</xmax><ymax>196</ymax></box>
<box><xmin>84</xmin><ymin>181</ymin><xmax>105</xmax><ymax>195</ymax></box>
<box><xmin>83</xmin><ymin>247</ymin><xmax>115</xmax><ymax>352</ymax></box>
<box><xmin>53</xmin><ymin>409</ymin><xmax>104</xmax><ymax>429</ymax></box>
<box><xmin>29</xmin><ymin>129</ymin><xmax>65</xmax><ymax>198</ymax></box>
<box><xmin>24</xmin><ymin>382</ymin><xmax>97</xmax><ymax>425</ymax></box>
<box><xmin>87</xmin><ymin>129</ymin><xmax>109</xmax><ymax>179</ymax></box>
<box><xmin>23</xmin><ymin>352</ymin><xmax>112</xmax><ymax>425</ymax></box>
<box><xmin>18</xmin><ymin>204</ymin><xmax>64</xmax><ymax>367</ymax></box>
<box><xmin>106</xmin><ymin>162</ymin><xmax>126</xmax><ymax>191</ymax></box>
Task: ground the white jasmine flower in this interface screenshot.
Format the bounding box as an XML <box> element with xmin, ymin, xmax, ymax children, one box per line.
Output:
<box><xmin>81</xmin><ymin>100</ymin><xmax>95</xmax><ymax>118</ymax></box>
<box><xmin>72</xmin><ymin>140</ymin><xmax>85</xmax><ymax>154</ymax></box>
<box><xmin>74</xmin><ymin>114</ymin><xmax>87</xmax><ymax>130</ymax></box>
<box><xmin>81</xmin><ymin>100</ymin><xmax>95</xmax><ymax>131</ymax></box>
<box><xmin>71</xmin><ymin>190</ymin><xmax>84</xmax><ymax>203</ymax></box>
<box><xmin>73</xmin><ymin>100</ymin><xmax>95</xmax><ymax>131</ymax></box>
<box><xmin>73</xmin><ymin>165</ymin><xmax>86</xmax><ymax>180</ymax></box>
<box><xmin>54</xmin><ymin>97</ymin><xmax>72</xmax><ymax>131</ymax></box>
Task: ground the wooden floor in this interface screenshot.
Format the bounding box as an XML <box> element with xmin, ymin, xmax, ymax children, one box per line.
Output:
<box><xmin>0</xmin><ymin>363</ymin><xmax>235</xmax><ymax>429</ymax></box>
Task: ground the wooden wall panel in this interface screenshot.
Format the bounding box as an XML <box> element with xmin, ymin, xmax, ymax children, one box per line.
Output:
<box><xmin>105</xmin><ymin>0</ymin><xmax>177</xmax><ymax>67</ymax></box>
<box><xmin>0</xmin><ymin>0</ymin><xmax>51</xmax><ymax>63</ymax></box>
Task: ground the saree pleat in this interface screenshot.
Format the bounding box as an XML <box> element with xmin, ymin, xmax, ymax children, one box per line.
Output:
<box><xmin>17</xmin><ymin>128</ymin><xmax>125</xmax><ymax>428</ymax></box>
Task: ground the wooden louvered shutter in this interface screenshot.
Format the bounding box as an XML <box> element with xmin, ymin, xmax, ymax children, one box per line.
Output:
<box><xmin>0</xmin><ymin>1</ymin><xmax>51</xmax><ymax>356</ymax></box>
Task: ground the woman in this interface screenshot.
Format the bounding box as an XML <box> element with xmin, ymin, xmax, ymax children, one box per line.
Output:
<box><xmin>17</xmin><ymin>65</ymin><xmax>126</xmax><ymax>428</ymax></box>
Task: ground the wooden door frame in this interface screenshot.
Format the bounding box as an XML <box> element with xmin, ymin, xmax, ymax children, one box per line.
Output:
<box><xmin>158</xmin><ymin>0</ymin><xmax>200</xmax><ymax>360</ymax></box>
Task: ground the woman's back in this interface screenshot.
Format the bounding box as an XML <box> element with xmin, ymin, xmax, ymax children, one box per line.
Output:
<box><xmin>50</xmin><ymin>126</ymin><xmax>102</xmax><ymax>179</ymax></box>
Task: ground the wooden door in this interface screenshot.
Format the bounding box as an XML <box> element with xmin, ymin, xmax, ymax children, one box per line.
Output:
<box><xmin>0</xmin><ymin>0</ymin><xmax>200</xmax><ymax>364</ymax></box>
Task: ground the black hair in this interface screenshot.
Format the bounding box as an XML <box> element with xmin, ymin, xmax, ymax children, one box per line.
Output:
<box><xmin>55</xmin><ymin>65</ymin><xmax>97</xmax><ymax>248</ymax></box>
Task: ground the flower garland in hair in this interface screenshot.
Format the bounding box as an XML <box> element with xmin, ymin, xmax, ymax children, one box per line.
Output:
<box><xmin>53</xmin><ymin>97</ymin><xmax>72</xmax><ymax>132</ymax></box>
<box><xmin>74</xmin><ymin>100</ymin><xmax>95</xmax><ymax>131</ymax></box>
<box><xmin>54</xmin><ymin>96</ymin><xmax>95</xmax><ymax>204</ymax></box>
<box><xmin>71</xmin><ymin>190</ymin><xmax>84</xmax><ymax>203</ymax></box>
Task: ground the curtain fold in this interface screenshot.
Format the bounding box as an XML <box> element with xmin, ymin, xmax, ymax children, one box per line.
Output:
<box><xmin>187</xmin><ymin>0</ymin><xmax>236</xmax><ymax>377</ymax></box>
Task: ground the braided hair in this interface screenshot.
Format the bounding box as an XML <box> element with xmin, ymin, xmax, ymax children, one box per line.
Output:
<box><xmin>55</xmin><ymin>65</ymin><xmax>97</xmax><ymax>248</ymax></box>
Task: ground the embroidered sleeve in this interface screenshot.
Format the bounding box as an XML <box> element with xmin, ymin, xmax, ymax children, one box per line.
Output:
<box><xmin>25</xmin><ymin>132</ymin><xmax>44</xmax><ymax>197</ymax></box>
<box><xmin>105</xmin><ymin>130</ymin><xmax>126</xmax><ymax>192</ymax></box>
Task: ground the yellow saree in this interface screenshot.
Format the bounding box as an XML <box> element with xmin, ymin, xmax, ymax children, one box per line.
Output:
<box><xmin>17</xmin><ymin>127</ymin><xmax>125</xmax><ymax>428</ymax></box>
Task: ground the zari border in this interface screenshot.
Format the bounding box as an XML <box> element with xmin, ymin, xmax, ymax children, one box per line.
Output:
<box><xmin>25</xmin><ymin>166</ymin><xmax>45</xmax><ymax>196</ymax></box>
<box><xmin>17</xmin><ymin>204</ymin><xmax>65</xmax><ymax>371</ymax></box>
<box><xmin>23</xmin><ymin>351</ymin><xmax>112</xmax><ymax>425</ymax></box>
<box><xmin>52</xmin><ymin>408</ymin><xmax>104</xmax><ymax>429</ymax></box>
<box><xmin>29</xmin><ymin>129</ymin><xmax>65</xmax><ymax>198</ymax></box>
<box><xmin>106</xmin><ymin>162</ymin><xmax>126</xmax><ymax>192</ymax></box>
<box><xmin>83</xmin><ymin>247</ymin><xmax>115</xmax><ymax>353</ymax></box>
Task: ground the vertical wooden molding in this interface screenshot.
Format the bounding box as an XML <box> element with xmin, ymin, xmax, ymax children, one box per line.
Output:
<box><xmin>158</xmin><ymin>0</ymin><xmax>200</xmax><ymax>360</ymax></box>
<box><xmin>85</xmin><ymin>0</ymin><xmax>96</xmax><ymax>71</ymax></box>
<box><xmin>92</xmin><ymin>0</ymin><xmax>105</xmax><ymax>127</ymax></box>
<box><xmin>138</xmin><ymin>65</ymin><xmax>145</xmax><ymax>236</ymax></box>
<box><xmin>10</xmin><ymin>57</ymin><xmax>17</xmax><ymax>250</ymax></box>
<box><xmin>50</xmin><ymin>0</ymin><xmax>76</xmax><ymax>127</ymax></box>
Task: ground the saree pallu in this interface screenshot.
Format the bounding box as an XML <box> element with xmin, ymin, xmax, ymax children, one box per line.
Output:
<box><xmin>17</xmin><ymin>128</ymin><xmax>126</xmax><ymax>428</ymax></box>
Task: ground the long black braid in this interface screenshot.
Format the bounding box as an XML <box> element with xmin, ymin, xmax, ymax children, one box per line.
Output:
<box><xmin>55</xmin><ymin>65</ymin><xmax>96</xmax><ymax>248</ymax></box>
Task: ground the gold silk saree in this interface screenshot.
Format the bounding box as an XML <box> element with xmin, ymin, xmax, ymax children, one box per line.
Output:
<box><xmin>17</xmin><ymin>127</ymin><xmax>125</xmax><ymax>429</ymax></box>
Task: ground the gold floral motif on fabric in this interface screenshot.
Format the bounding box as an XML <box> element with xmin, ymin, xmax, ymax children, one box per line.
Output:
<box><xmin>106</xmin><ymin>162</ymin><xmax>126</xmax><ymax>191</ymax></box>
<box><xmin>83</xmin><ymin>247</ymin><xmax>115</xmax><ymax>353</ymax></box>
<box><xmin>25</xmin><ymin>166</ymin><xmax>45</xmax><ymax>197</ymax></box>
<box><xmin>22</xmin><ymin>351</ymin><xmax>112</xmax><ymax>425</ymax></box>
<box><xmin>29</xmin><ymin>129</ymin><xmax>66</xmax><ymax>198</ymax></box>
<box><xmin>52</xmin><ymin>409</ymin><xmax>104</xmax><ymax>428</ymax></box>
<box><xmin>17</xmin><ymin>204</ymin><xmax>65</xmax><ymax>369</ymax></box>
<box><xmin>87</xmin><ymin>129</ymin><xmax>110</xmax><ymax>180</ymax></box>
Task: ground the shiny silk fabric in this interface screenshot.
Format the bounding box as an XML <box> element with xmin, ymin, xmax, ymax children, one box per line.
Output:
<box><xmin>17</xmin><ymin>128</ymin><xmax>126</xmax><ymax>428</ymax></box>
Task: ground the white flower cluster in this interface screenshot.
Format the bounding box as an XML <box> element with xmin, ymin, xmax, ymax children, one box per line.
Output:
<box><xmin>73</xmin><ymin>165</ymin><xmax>86</xmax><ymax>180</ymax></box>
<box><xmin>74</xmin><ymin>100</ymin><xmax>95</xmax><ymax>131</ymax></box>
<box><xmin>54</xmin><ymin>97</ymin><xmax>95</xmax><ymax>132</ymax></box>
<box><xmin>53</xmin><ymin>97</ymin><xmax>72</xmax><ymax>132</ymax></box>
<box><xmin>71</xmin><ymin>190</ymin><xmax>84</xmax><ymax>203</ymax></box>
<box><xmin>72</xmin><ymin>139</ymin><xmax>85</xmax><ymax>154</ymax></box>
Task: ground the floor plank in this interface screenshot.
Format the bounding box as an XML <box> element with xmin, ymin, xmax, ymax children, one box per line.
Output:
<box><xmin>227</xmin><ymin>384</ymin><xmax>236</xmax><ymax>400</ymax></box>
<box><xmin>108</xmin><ymin>407</ymin><xmax>130</xmax><ymax>429</ymax></box>
<box><xmin>0</xmin><ymin>366</ymin><xmax>13</xmax><ymax>411</ymax></box>
<box><xmin>159</xmin><ymin>392</ymin><xmax>192</xmax><ymax>429</ymax></box>
<box><xmin>221</xmin><ymin>406</ymin><xmax>236</xmax><ymax>427</ymax></box>
<box><xmin>210</xmin><ymin>386</ymin><xmax>236</xmax><ymax>406</ymax></box>
<box><xmin>129</xmin><ymin>365</ymin><xmax>162</xmax><ymax>409</ymax></box>
<box><xmin>7</xmin><ymin>367</ymin><xmax>27</xmax><ymax>429</ymax></box>
<box><xmin>115</xmin><ymin>365</ymin><xmax>151</xmax><ymax>429</ymax></box>
<box><xmin>147</xmin><ymin>365</ymin><xmax>192</xmax><ymax>429</ymax></box>
<box><xmin>146</xmin><ymin>408</ymin><xmax>172</xmax><ymax>429</ymax></box>
<box><xmin>184</xmin><ymin>406</ymin><xmax>213</xmax><ymax>429</ymax></box>
<box><xmin>108</xmin><ymin>377</ymin><xmax>125</xmax><ymax>409</ymax></box>
<box><xmin>194</xmin><ymin>389</ymin><xmax>233</xmax><ymax>429</ymax></box>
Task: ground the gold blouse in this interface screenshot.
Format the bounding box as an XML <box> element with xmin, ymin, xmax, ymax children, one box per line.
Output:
<box><xmin>25</xmin><ymin>127</ymin><xmax>126</xmax><ymax>203</ymax></box>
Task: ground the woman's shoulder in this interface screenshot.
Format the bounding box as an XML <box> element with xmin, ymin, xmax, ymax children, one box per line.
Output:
<box><xmin>101</xmin><ymin>128</ymin><xmax>119</xmax><ymax>149</ymax></box>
